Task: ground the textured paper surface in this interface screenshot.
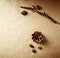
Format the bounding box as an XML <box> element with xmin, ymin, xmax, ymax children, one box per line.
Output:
<box><xmin>0</xmin><ymin>0</ymin><xmax>60</xmax><ymax>58</ymax></box>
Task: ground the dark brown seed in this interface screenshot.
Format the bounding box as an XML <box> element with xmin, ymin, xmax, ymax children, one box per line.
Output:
<box><xmin>38</xmin><ymin>46</ymin><xmax>43</xmax><ymax>50</ymax></box>
<box><xmin>36</xmin><ymin>5</ymin><xmax>42</xmax><ymax>10</ymax></box>
<box><xmin>21</xmin><ymin>10</ymin><xmax>28</xmax><ymax>16</ymax></box>
<box><xmin>30</xmin><ymin>44</ymin><xmax>35</xmax><ymax>48</ymax></box>
<box><xmin>32</xmin><ymin>49</ymin><xmax>37</xmax><ymax>53</ymax></box>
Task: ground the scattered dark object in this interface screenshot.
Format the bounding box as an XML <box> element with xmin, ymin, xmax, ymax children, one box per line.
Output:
<box><xmin>36</xmin><ymin>5</ymin><xmax>42</xmax><ymax>10</ymax></box>
<box><xmin>38</xmin><ymin>46</ymin><xmax>43</xmax><ymax>50</ymax></box>
<box><xmin>30</xmin><ymin>44</ymin><xmax>35</xmax><ymax>48</ymax></box>
<box><xmin>21</xmin><ymin>10</ymin><xmax>28</xmax><ymax>16</ymax></box>
<box><xmin>32</xmin><ymin>31</ymin><xmax>46</xmax><ymax>44</ymax></box>
<box><xmin>32</xmin><ymin>49</ymin><xmax>37</xmax><ymax>53</ymax></box>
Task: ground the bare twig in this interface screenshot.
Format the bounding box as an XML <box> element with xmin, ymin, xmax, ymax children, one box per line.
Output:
<box><xmin>20</xmin><ymin>6</ymin><xmax>33</xmax><ymax>10</ymax></box>
<box><xmin>20</xmin><ymin>5</ymin><xmax>60</xmax><ymax>25</ymax></box>
<box><xmin>36</xmin><ymin>10</ymin><xmax>60</xmax><ymax>24</ymax></box>
<box><xmin>32</xmin><ymin>5</ymin><xmax>60</xmax><ymax>25</ymax></box>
